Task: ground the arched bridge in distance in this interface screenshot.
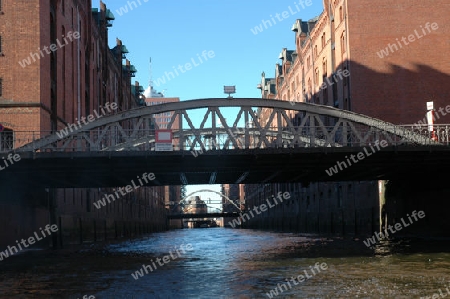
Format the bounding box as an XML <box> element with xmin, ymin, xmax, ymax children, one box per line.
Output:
<box><xmin>1</xmin><ymin>98</ymin><xmax>450</xmax><ymax>188</ymax></box>
<box><xmin>167</xmin><ymin>189</ymin><xmax>241</xmax><ymax>220</ymax></box>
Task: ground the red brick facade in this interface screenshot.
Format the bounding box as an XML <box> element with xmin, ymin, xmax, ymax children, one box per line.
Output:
<box><xmin>0</xmin><ymin>0</ymin><xmax>143</xmax><ymax>134</ymax></box>
<box><xmin>145</xmin><ymin>97</ymin><xmax>181</xmax><ymax>130</ymax></box>
<box><xmin>260</xmin><ymin>0</ymin><xmax>450</xmax><ymax>124</ymax></box>
<box><xmin>346</xmin><ymin>0</ymin><xmax>450</xmax><ymax>124</ymax></box>
<box><xmin>0</xmin><ymin>0</ymin><xmax>166</xmax><ymax>247</ymax></box>
<box><xmin>249</xmin><ymin>0</ymin><xmax>450</xmax><ymax>234</ymax></box>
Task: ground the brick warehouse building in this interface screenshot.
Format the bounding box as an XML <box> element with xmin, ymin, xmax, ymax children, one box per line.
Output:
<box><xmin>221</xmin><ymin>184</ymin><xmax>244</xmax><ymax>227</ymax></box>
<box><xmin>261</xmin><ymin>0</ymin><xmax>450</xmax><ymax>124</ymax></box>
<box><xmin>0</xmin><ymin>1</ymin><xmax>168</xmax><ymax>247</ymax></box>
<box><xmin>244</xmin><ymin>0</ymin><xmax>450</xmax><ymax>236</ymax></box>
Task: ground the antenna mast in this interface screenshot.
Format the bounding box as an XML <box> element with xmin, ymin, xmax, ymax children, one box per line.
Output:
<box><xmin>149</xmin><ymin>57</ymin><xmax>153</xmax><ymax>93</ymax></box>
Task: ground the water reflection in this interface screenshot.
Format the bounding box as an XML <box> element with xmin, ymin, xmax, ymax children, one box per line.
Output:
<box><xmin>0</xmin><ymin>228</ymin><xmax>449</xmax><ymax>298</ymax></box>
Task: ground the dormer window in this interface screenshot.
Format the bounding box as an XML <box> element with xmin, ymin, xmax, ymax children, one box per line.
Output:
<box><xmin>105</xmin><ymin>9</ymin><xmax>115</xmax><ymax>27</ymax></box>
<box><xmin>121</xmin><ymin>45</ymin><xmax>129</xmax><ymax>59</ymax></box>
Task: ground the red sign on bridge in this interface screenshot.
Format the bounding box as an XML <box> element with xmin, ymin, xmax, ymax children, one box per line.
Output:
<box><xmin>155</xmin><ymin>130</ymin><xmax>173</xmax><ymax>151</ymax></box>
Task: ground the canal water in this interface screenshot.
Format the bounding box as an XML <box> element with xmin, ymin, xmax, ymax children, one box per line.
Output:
<box><xmin>0</xmin><ymin>228</ymin><xmax>449</xmax><ymax>298</ymax></box>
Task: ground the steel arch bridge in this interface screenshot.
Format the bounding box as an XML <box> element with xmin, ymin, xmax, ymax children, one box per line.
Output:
<box><xmin>10</xmin><ymin>98</ymin><xmax>443</xmax><ymax>153</ymax></box>
<box><xmin>167</xmin><ymin>189</ymin><xmax>241</xmax><ymax>220</ymax></box>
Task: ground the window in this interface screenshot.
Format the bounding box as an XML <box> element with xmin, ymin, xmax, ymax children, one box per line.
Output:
<box><xmin>0</xmin><ymin>127</ymin><xmax>13</xmax><ymax>151</ymax></box>
<box><xmin>339</xmin><ymin>6</ymin><xmax>343</xmax><ymax>23</ymax></box>
<box><xmin>315</xmin><ymin>68</ymin><xmax>319</xmax><ymax>83</ymax></box>
<box><xmin>337</xmin><ymin>185</ymin><xmax>342</xmax><ymax>207</ymax></box>
<box><xmin>0</xmin><ymin>0</ymin><xmax>3</xmax><ymax>12</ymax></box>
<box><xmin>321</xmin><ymin>33</ymin><xmax>326</xmax><ymax>49</ymax></box>
<box><xmin>0</xmin><ymin>78</ymin><xmax>2</xmax><ymax>97</ymax></box>
<box><xmin>322</xmin><ymin>59</ymin><xmax>328</xmax><ymax>103</ymax></box>
<box><xmin>343</xmin><ymin>67</ymin><xmax>348</xmax><ymax>86</ymax></box>
<box><xmin>307</xmin><ymin>56</ymin><xmax>311</xmax><ymax>67</ymax></box>
<box><xmin>307</xmin><ymin>78</ymin><xmax>312</xmax><ymax>101</ymax></box>
<box><xmin>341</xmin><ymin>32</ymin><xmax>346</xmax><ymax>53</ymax></box>
<box><xmin>62</xmin><ymin>26</ymin><xmax>66</xmax><ymax>115</ymax></box>
<box><xmin>314</xmin><ymin>45</ymin><xmax>318</xmax><ymax>57</ymax></box>
<box><xmin>97</xmin><ymin>40</ymin><xmax>101</xmax><ymax>69</ymax></box>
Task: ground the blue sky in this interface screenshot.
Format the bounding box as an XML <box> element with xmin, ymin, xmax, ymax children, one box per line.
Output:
<box><xmin>102</xmin><ymin>0</ymin><xmax>324</xmax><ymax>100</ymax></box>
<box><xmin>100</xmin><ymin>0</ymin><xmax>324</xmax><ymax>199</ymax></box>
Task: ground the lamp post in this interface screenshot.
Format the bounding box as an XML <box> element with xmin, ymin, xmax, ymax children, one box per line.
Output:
<box><xmin>224</xmin><ymin>86</ymin><xmax>236</xmax><ymax>99</ymax></box>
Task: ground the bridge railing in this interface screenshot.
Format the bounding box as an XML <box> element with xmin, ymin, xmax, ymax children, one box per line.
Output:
<box><xmin>1</xmin><ymin>124</ymin><xmax>449</xmax><ymax>153</ymax></box>
<box><xmin>0</xmin><ymin>130</ymin><xmax>45</xmax><ymax>152</ymax></box>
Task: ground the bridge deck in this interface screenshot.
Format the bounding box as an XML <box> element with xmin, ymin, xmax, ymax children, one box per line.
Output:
<box><xmin>1</xmin><ymin>145</ymin><xmax>450</xmax><ymax>187</ymax></box>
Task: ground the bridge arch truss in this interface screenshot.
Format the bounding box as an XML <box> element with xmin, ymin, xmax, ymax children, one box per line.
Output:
<box><xmin>15</xmin><ymin>98</ymin><xmax>442</xmax><ymax>153</ymax></box>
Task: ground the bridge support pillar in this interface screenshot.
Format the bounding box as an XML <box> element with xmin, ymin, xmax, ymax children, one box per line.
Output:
<box><xmin>48</xmin><ymin>188</ymin><xmax>59</xmax><ymax>249</ymax></box>
<box><xmin>384</xmin><ymin>175</ymin><xmax>450</xmax><ymax>237</ymax></box>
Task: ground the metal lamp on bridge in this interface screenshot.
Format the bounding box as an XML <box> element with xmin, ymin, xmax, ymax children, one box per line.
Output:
<box><xmin>224</xmin><ymin>86</ymin><xmax>236</xmax><ymax>99</ymax></box>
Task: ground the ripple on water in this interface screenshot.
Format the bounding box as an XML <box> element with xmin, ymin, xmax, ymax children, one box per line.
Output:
<box><xmin>0</xmin><ymin>228</ymin><xmax>449</xmax><ymax>298</ymax></box>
